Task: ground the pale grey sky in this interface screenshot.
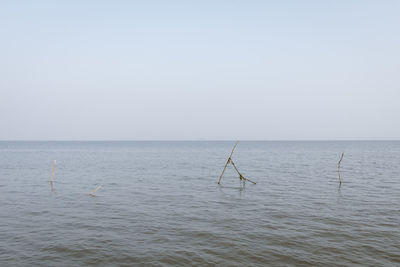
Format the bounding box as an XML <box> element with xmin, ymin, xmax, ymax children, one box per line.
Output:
<box><xmin>1</xmin><ymin>0</ymin><xmax>399</xmax><ymax>140</ymax></box>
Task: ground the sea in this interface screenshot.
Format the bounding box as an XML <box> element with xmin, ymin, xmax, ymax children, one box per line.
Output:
<box><xmin>0</xmin><ymin>141</ymin><xmax>399</xmax><ymax>266</ymax></box>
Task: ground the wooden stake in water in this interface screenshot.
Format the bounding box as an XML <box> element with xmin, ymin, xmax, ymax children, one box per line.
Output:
<box><xmin>218</xmin><ymin>141</ymin><xmax>238</xmax><ymax>184</ymax></box>
<box><xmin>51</xmin><ymin>160</ymin><xmax>56</xmax><ymax>183</ymax></box>
<box><xmin>338</xmin><ymin>152</ymin><xmax>344</xmax><ymax>186</ymax></box>
<box><xmin>218</xmin><ymin>141</ymin><xmax>256</xmax><ymax>185</ymax></box>
<box><xmin>230</xmin><ymin>159</ymin><xmax>256</xmax><ymax>185</ymax></box>
<box><xmin>89</xmin><ymin>185</ymin><xmax>102</xmax><ymax>196</ymax></box>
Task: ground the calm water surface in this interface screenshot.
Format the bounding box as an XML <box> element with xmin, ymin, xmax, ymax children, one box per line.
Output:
<box><xmin>0</xmin><ymin>141</ymin><xmax>399</xmax><ymax>266</ymax></box>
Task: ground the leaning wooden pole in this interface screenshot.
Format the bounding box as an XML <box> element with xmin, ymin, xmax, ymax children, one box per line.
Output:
<box><xmin>89</xmin><ymin>185</ymin><xmax>102</xmax><ymax>196</ymax></box>
<box><xmin>230</xmin><ymin>160</ymin><xmax>256</xmax><ymax>184</ymax></box>
<box><xmin>50</xmin><ymin>160</ymin><xmax>56</xmax><ymax>183</ymax></box>
<box><xmin>338</xmin><ymin>152</ymin><xmax>344</xmax><ymax>186</ymax></box>
<box><xmin>218</xmin><ymin>141</ymin><xmax>238</xmax><ymax>184</ymax></box>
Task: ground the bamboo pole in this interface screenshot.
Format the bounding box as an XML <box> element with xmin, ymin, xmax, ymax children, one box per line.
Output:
<box><xmin>89</xmin><ymin>185</ymin><xmax>102</xmax><ymax>196</ymax></box>
<box><xmin>338</xmin><ymin>152</ymin><xmax>344</xmax><ymax>186</ymax></box>
<box><xmin>230</xmin><ymin>160</ymin><xmax>256</xmax><ymax>184</ymax></box>
<box><xmin>50</xmin><ymin>160</ymin><xmax>56</xmax><ymax>183</ymax></box>
<box><xmin>218</xmin><ymin>141</ymin><xmax>238</xmax><ymax>184</ymax></box>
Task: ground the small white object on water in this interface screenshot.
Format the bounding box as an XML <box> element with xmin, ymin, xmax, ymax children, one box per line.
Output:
<box><xmin>89</xmin><ymin>185</ymin><xmax>102</xmax><ymax>196</ymax></box>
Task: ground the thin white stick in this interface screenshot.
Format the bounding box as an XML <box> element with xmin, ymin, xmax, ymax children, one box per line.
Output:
<box><xmin>89</xmin><ymin>185</ymin><xmax>102</xmax><ymax>196</ymax></box>
<box><xmin>51</xmin><ymin>160</ymin><xmax>56</xmax><ymax>183</ymax></box>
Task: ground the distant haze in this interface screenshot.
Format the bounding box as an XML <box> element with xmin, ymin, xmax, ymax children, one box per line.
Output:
<box><xmin>1</xmin><ymin>1</ymin><xmax>399</xmax><ymax>140</ymax></box>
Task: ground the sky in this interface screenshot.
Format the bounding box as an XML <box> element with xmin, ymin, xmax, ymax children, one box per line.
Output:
<box><xmin>0</xmin><ymin>0</ymin><xmax>399</xmax><ymax>140</ymax></box>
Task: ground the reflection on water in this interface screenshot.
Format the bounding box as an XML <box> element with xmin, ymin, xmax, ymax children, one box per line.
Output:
<box><xmin>0</xmin><ymin>141</ymin><xmax>399</xmax><ymax>266</ymax></box>
<box><xmin>50</xmin><ymin>181</ymin><xmax>56</xmax><ymax>195</ymax></box>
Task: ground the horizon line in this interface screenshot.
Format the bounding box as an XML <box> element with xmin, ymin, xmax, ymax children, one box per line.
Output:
<box><xmin>1</xmin><ymin>139</ymin><xmax>399</xmax><ymax>142</ymax></box>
